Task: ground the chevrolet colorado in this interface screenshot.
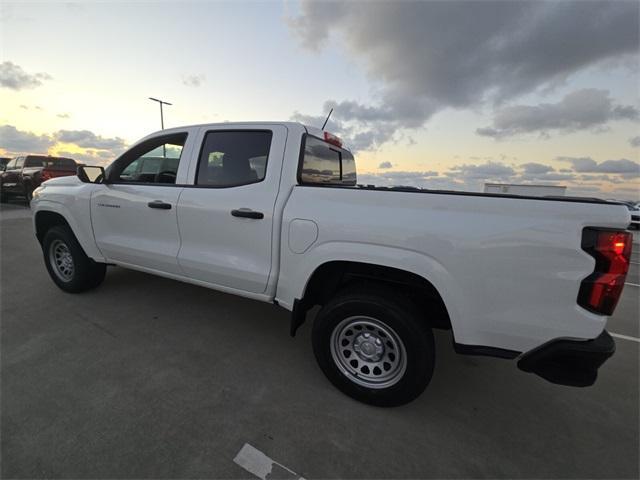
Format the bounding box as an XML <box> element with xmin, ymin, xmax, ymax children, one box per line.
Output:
<box><xmin>30</xmin><ymin>122</ymin><xmax>633</xmax><ymax>406</ymax></box>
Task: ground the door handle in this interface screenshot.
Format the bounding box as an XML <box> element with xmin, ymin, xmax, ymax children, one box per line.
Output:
<box><xmin>148</xmin><ymin>200</ymin><xmax>172</xmax><ymax>210</ymax></box>
<box><xmin>231</xmin><ymin>208</ymin><xmax>264</xmax><ymax>219</ymax></box>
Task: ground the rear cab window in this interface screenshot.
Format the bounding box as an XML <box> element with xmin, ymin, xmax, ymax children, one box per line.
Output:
<box><xmin>299</xmin><ymin>135</ymin><xmax>356</xmax><ymax>186</ymax></box>
<box><xmin>25</xmin><ymin>156</ymin><xmax>76</xmax><ymax>169</ymax></box>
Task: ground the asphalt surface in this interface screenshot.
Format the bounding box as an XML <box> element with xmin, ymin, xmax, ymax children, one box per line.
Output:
<box><xmin>1</xmin><ymin>201</ymin><xmax>639</xmax><ymax>479</ymax></box>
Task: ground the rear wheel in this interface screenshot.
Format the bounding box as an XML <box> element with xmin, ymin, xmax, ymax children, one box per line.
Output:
<box><xmin>42</xmin><ymin>225</ymin><xmax>106</xmax><ymax>293</ymax></box>
<box><xmin>312</xmin><ymin>286</ymin><xmax>435</xmax><ymax>407</ymax></box>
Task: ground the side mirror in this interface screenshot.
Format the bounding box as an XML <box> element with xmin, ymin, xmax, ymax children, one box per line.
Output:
<box><xmin>77</xmin><ymin>165</ymin><xmax>105</xmax><ymax>184</ymax></box>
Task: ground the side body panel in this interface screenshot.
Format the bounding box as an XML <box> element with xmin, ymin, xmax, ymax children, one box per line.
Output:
<box><xmin>276</xmin><ymin>186</ymin><xmax>631</xmax><ymax>353</ymax></box>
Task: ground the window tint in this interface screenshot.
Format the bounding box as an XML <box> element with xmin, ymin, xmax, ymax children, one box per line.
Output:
<box><xmin>111</xmin><ymin>133</ymin><xmax>186</xmax><ymax>184</ymax></box>
<box><xmin>300</xmin><ymin>136</ymin><xmax>357</xmax><ymax>186</ymax></box>
<box><xmin>47</xmin><ymin>158</ymin><xmax>76</xmax><ymax>170</ymax></box>
<box><xmin>23</xmin><ymin>157</ymin><xmax>76</xmax><ymax>169</ymax></box>
<box><xmin>196</xmin><ymin>131</ymin><xmax>272</xmax><ymax>187</ymax></box>
<box><xmin>25</xmin><ymin>157</ymin><xmax>44</xmax><ymax>167</ymax></box>
<box><xmin>5</xmin><ymin>159</ymin><xmax>17</xmax><ymax>170</ymax></box>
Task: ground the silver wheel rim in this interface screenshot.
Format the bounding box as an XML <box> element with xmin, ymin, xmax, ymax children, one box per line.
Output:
<box><xmin>330</xmin><ymin>316</ymin><xmax>407</xmax><ymax>389</ymax></box>
<box><xmin>49</xmin><ymin>239</ymin><xmax>74</xmax><ymax>282</ymax></box>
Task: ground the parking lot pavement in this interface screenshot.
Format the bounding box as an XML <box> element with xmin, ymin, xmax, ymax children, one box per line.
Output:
<box><xmin>1</xmin><ymin>205</ymin><xmax>638</xmax><ymax>479</ymax></box>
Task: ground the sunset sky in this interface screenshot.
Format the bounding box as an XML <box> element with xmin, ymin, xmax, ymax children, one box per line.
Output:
<box><xmin>1</xmin><ymin>0</ymin><xmax>639</xmax><ymax>199</ymax></box>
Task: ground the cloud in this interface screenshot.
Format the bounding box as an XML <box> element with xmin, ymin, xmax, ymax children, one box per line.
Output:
<box><xmin>290</xmin><ymin>109</ymin><xmax>398</xmax><ymax>152</ymax></box>
<box><xmin>289</xmin><ymin>1</ymin><xmax>639</xmax><ymax>148</ymax></box>
<box><xmin>55</xmin><ymin>149</ymin><xmax>116</xmax><ymax>166</ymax></box>
<box><xmin>630</xmin><ymin>136</ymin><xmax>640</xmax><ymax>147</ymax></box>
<box><xmin>0</xmin><ymin>125</ymin><xmax>54</xmax><ymax>153</ymax></box>
<box><xmin>57</xmin><ymin>113</ymin><xmax>71</xmax><ymax>119</ymax></box>
<box><xmin>182</xmin><ymin>74</ymin><xmax>205</xmax><ymax>87</ymax></box>
<box><xmin>356</xmin><ymin>158</ymin><xmax>637</xmax><ymax>199</ymax></box>
<box><xmin>558</xmin><ymin>156</ymin><xmax>640</xmax><ymax>175</ymax></box>
<box><xmin>55</xmin><ymin>130</ymin><xmax>126</xmax><ymax>150</ymax></box>
<box><xmin>521</xmin><ymin>162</ymin><xmax>555</xmax><ymax>174</ymax></box>
<box><xmin>448</xmin><ymin>161</ymin><xmax>516</xmax><ymax>179</ymax></box>
<box><xmin>18</xmin><ymin>104</ymin><xmax>43</xmax><ymax>111</ymax></box>
<box><xmin>378</xmin><ymin>161</ymin><xmax>393</xmax><ymax>169</ymax></box>
<box><xmin>477</xmin><ymin>89</ymin><xmax>639</xmax><ymax>138</ymax></box>
<box><xmin>0</xmin><ymin>61</ymin><xmax>52</xmax><ymax>90</ymax></box>
<box><xmin>0</xmin><ymin>124</ymin><xmax>128</xmax><ymax>160</ymax></box>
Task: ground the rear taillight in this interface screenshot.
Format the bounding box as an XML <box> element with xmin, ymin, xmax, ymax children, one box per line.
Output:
<box><xmin>40</xmin><ymin>169</ymin><xmax>54</xmax><ymax>181</ymax></box>
<box><xmin>578</xmin><ymin>228</ymin><xmax>632</xmax><ymax>315</ymax></box>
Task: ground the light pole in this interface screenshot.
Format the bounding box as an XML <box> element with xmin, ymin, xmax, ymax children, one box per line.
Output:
<box><xmin>148</xmin><ymin>97</ymin><xmax>172</xmax><ymax>129</ymax></box>
<box><xmin>148</xmin><ymin>97</ymin><xmax>172</xmax><ymax>156</ymax></box>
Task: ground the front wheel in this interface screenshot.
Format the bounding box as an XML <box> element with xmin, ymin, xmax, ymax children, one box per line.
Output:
<box><xmin>312</xmin><ymin>286</ymin><xmax>435</xmax><ymax>407</ymax></box>
<box><xmin>24</xmin><ymin>183</ymin><xmax>34</xmax><ymax>202</ymax></box>
<box><xmin>42</xmin><ymin>225</ymin><xmax>106</xmax><ymax>293</ymax></box>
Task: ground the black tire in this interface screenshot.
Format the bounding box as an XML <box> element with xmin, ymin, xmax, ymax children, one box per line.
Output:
<box><xmin>24</xmin><ymin>183</ymin><xmax>33</xmax><ymax>202</ymax></box>
<box><xmin>42</xmin><ymin>225</ymin><xmax>106</xmax><ymax>293</ymax></box>
<box><xmin>312</xmin><ymin>285</ymin><xmax>435</xmax><ymax>407</ymax></box>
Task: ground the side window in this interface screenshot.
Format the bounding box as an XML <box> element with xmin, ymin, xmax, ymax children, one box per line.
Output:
<box><xmin>25</xmin><ymin>157</ymin><xmax>44</xmax><ymax>168</ymax></box>
<box><xmin>110</xmin><ymin>133</ymin><xmax>186</xmax><ymax>184</ymax></box>
<box><xmin>299</xmin><ymin>136</ymin><xmax>357</xmax><ymax>186</ymax></box>
<box><xmin>196</xmin><ymin>131</ymin><xmax>272</xmax><ymax>187</ymax></box>
<box><xmin>15</xmin><ymin>157</ymin><xmax>25</xmax><ymax>170</ymax></box>
<box><xmin>5</xmin><ymin>159</ymin><xmax>17</xmax><ymax>170</ymax></box>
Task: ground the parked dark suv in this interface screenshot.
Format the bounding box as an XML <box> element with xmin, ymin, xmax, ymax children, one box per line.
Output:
<box><xmin>0</xmin><ymin>155</ymin><xmax>77</xmax><ymax>202</ymax></box>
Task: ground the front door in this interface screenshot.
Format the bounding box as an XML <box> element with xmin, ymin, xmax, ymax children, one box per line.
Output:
<box><xmin>177</xmin><ymin>126</ymin><xmax>287</xmax><ymax>293</ymax></box>
<box><xmin>91</xmin><ymin>131</ymin><xmax>194</xmax><ymax>275</ymax></box>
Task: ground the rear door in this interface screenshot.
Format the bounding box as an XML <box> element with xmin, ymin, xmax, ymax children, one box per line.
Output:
<box><xmin>177</xmin><ymin>125</ymin><xmax>287</xmax><ymax>293</ymax></box>
<box><xmin>90</xmin><ymin>130</ymin><xmax>196</xmax><ymax>274</ymax></box>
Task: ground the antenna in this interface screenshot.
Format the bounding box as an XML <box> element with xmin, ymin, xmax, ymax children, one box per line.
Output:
<box><xmin>321</xmin><ymin>108</ymin><xmax>333</xmax><ymax>130</ymax></box>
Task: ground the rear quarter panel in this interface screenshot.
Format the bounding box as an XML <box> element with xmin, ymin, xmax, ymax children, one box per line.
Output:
<box><xmin>277</xmin><ymin>186</ymin><xmax>631</xmax><ymax>352</ymax></box>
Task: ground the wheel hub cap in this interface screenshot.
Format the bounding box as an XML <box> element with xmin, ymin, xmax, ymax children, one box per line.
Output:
<box><xmin>49</xmin><ymin>239</ymin><xmax>74</xmax><ymax>282</ymax></box>
<box><xmin>353</xmin><ymin>332</ymin><xmax>384</xmax><ymax>361</ymax></box>
<box><xmin>330</xmin><ymin>316</ymin><xmax>407</xmax><ymax>389</ymax></box>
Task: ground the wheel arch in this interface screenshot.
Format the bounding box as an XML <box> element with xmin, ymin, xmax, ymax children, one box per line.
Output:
<box><xmin>35</xmin><ymin>210</ymin><xmax>71</xmax><ymax>244</ymax></box>
<box><xmin>33</xmin><ymin>202</ymin><xmax>105</xmax><ymax>262</ymax></box>
<box><xmin>285</xmin><ymin>246</ymin><xmax>459</xmax><ymax>337</ymax></box>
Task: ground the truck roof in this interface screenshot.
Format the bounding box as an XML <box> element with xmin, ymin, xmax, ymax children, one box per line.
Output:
<box><xmin>147</xmin><ymin>121</ymin><xmax>327</xmax><ymax>142</ymax></box>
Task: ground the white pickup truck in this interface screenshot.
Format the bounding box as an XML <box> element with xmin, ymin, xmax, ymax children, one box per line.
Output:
<box><xmin>31</xmin><ymin>122</ymin><xmax>633</xmax><ymax>406</ymax></box>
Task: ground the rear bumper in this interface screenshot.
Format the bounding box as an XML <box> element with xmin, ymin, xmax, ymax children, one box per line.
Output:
<box><xmin>517</xmin><ymin>330</ymin><xmax>615</xmax><ymax>387</ymax></box>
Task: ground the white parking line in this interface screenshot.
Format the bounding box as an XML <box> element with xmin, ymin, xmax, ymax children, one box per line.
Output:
<box><xmin>625</xmin><ymin>282</ymin><xmax>640</xmax><ymax>287</ymax></box>
<box><xmin>610</xmin><ymin>332</ymin><xmax>640</xmax><ymax>343</ymax></box>
<box><xmin>234</xmin><ymin>443</ymin><xmax>304</xmax><ymax>480</ymax></box>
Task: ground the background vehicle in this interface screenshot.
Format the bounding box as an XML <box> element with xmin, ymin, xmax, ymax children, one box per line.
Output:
<box><xmin>30</xmin><ymin>122</ymin><xmax>633</xmax><ymax>406</ymax></box>
<box><xmin>0</xmin><ymin>157</ymin><xmax>11</xmax><ymax>170</ymax></box>
<box><xmin>623</xmin><ymin>202</ymin><xmax>639</xmax><ymax>230</ymax></box>
<box><xmin>1</xmin><ymin>155</ymin><xmax>77</xmax><ymax>202</ymax></box>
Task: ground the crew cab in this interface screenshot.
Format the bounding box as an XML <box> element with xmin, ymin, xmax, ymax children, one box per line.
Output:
<box><xmin>1</xmin><ymin>155</ymin><xmax>77</xmax><ymax>202</ymax></box>
<box><xmin>30</xmin><ymin>122</ymin><xmax>633</xmax><ymax>406</ymax></box>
